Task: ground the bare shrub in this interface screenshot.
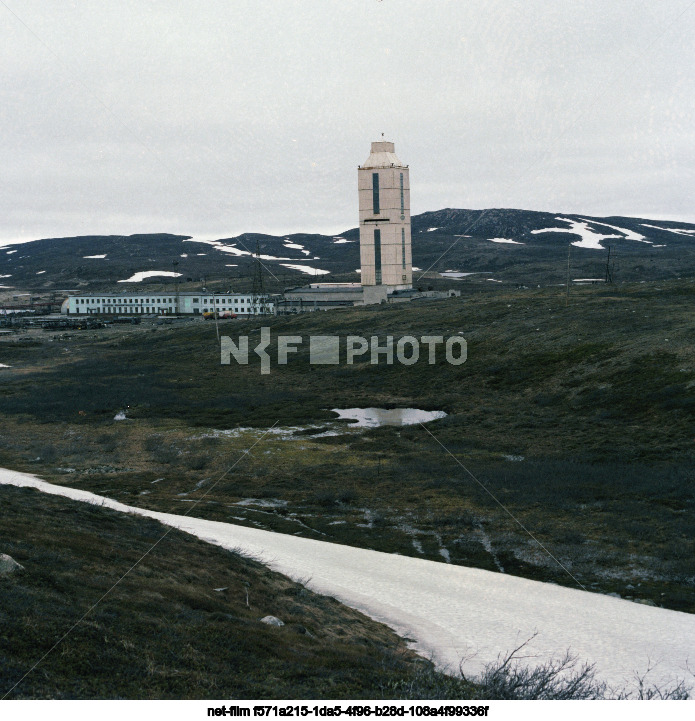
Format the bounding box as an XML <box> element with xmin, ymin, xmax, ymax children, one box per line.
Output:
<box><xmin>475</xmin><ymin>638</ymin><xmax>604</xmax><ymax>699</ymax></box>
<box><xmin>385</xmin><ymin>636</ymin><xmax>692</xmax><ymax>700</ymax></box>
<box><xmin>470</xmin><ymin>637</ymin><xmax>691</xmax><ymax>700</ymax></box>
<box><xmin>614</xmin><ymin>661</ymin><xmax>693</xmax><ymax>700</ymax></box>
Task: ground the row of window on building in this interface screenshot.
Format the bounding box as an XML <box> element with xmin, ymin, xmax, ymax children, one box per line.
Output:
<box><xmin>67</xmin><ymin>295</ymin><xmax>272</xmax><ymax>315</ymax></box>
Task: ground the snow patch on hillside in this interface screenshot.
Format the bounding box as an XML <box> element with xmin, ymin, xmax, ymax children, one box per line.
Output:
<box><xmin>531</xmin><ymin>217</ymin><xmax>666</xmax><ymax>249</ymax></box>
<box><xmin>282</xmin><ymin>238</ymin><xmax>312</xmax><ymax>256</ymax></box>
<box><xmin>489</xmin><ymin>238</ymin><xmax>524</xmax><ymax>244</ymax></box>
<box><xmin>186</xmin><ymin>238</ymin><xmax>296</xmax><ymax>262</ymax></box>
<box><xmin>641</xmin><ymin>223</ymin><xmax>695</xmax><ymax>237</ymax></box>
<box><xmin>83</xmin><ymin>254</ymin><xmax>107</xmax><ymax>259</ymax></box>
<box><xmin>118</xmin><ymin>271</ymin><xmax>182</xmax><ymax>283</ymax></box>
<box><xmin>1</xmin><ymin>469</ymin><xmax>694</xmax><ymax>691</ymax></box>
<box><xmin>531</xmin><ymin>218</ymin><xmax>620</xmax><ymax>250</ymax></box>
<box><xmin>578</xmin><ymin>218</ymin><xmax>649</xmax><ymax>243</ymax></box>
<box><xmin>280</xmin><ymin>263</ymin><xmax>329</xmax><ymax>276</ymax></box>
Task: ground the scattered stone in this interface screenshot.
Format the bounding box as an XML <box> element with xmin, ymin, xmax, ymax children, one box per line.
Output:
<box><xmin>213</xmin><ymin>587</ymin><xmax>228</xmax><ymax>592</ymax></box>
<box><xmin>259</xmin><ymin>615</ymin><xmax>284</xmax><ymax>627</ymax></box>
<box><xmin>0</xmin><ymin>554</ymin><xmax>24</xmax><ymax>576</ymax></box>
<box><xmin>634</xmin><ymin>598</ymin><xmax>657</xmax><ymax>607</ymax></box>
<box><xmin>606</xmin><ymin>592</ymin><xmax>621</xmax><ymax>598</ymax></box>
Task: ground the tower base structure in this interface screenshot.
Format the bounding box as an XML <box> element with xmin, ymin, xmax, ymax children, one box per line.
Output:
<box><xmin>274</xmin><ymin>140</ymin><xmax>461</xmax><ymax>313</ymax></box>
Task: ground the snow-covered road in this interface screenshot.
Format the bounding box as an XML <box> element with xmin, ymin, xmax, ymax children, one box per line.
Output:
<box><xmin>1</xmin><ymin>468</ymin><xmax>693</xmax><ymax>691</ymax></box>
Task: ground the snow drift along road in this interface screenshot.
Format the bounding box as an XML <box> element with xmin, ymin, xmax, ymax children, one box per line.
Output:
<box><xmin>1</xmin><ymin>468</ymin><xmax>693</xmax><ymax>691</ymax></box>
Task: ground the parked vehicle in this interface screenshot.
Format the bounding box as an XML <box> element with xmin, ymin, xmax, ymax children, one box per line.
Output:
<box><xmin>202</xmin><ymin>311</ymin><xmax>237</xmax><ymax>320</ymax></box>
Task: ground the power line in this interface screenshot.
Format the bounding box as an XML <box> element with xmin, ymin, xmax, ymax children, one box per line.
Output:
<box><xmin>1</xmin><ymin>423</ymin><xmax>280</xmax><ymax>699</ymax></box>
<box><xmin>419</xmin><ymin>423</ymin><xmax>588</xmax><ymax>593</ymax></box>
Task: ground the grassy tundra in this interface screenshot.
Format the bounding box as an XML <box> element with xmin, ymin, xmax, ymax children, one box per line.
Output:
<box><xmin>1</xmin><ymin>279</ymin><xmax>694</xmax><ymax>617</ymax></box>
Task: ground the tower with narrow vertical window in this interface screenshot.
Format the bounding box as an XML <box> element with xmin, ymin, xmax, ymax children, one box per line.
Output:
<box><xmin>358</xmin><ymin>140</ymin><xmax>412</xmax><ymax>290</ymax></box>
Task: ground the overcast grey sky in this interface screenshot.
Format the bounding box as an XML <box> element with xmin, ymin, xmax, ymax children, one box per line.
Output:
<box><xmin>1</xmin><ymin>0</ymin><xmax>694</xmax><ymax>243</ymax></box>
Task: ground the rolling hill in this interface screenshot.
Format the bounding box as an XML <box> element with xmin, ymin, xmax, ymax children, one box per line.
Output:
<box><xmin>1</xmin><ymin>209</ymin><xmax>694</xmax><ymax>293</ymax></box>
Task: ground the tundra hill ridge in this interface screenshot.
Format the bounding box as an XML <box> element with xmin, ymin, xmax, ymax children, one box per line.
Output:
<box><xmin>2</xmin><ymin>209</ymin><xmax>694</xmax><ymax>292</ymax></box>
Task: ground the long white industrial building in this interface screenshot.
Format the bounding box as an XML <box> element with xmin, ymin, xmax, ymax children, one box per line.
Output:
<box><xmin>62</xmin><ymin>291</ymin><xmax>274</xmax><ymax>316</ymax></box>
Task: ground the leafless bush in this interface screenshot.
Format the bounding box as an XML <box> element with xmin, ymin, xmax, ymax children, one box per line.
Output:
<box><xmin>474</xmin><ymin>636</ymin><xmax>692</xmax><ymax>699</ymax></box>
<box><xmin>474</xmin><ymin>637</ymin><xmax>605</xmax><ymax>699</ymax></box>
<box><xmin>621</xmin><ymin>678</ymin><xmax>691</xmax><ymax>700</ymax></box>
<box><xmin>386</xmin><ymin>636</ymin><xmax>692</xmax><ymax>700</ymax></box>
<box><xmin>613</xmin><ymin>660</ymin><xmax>693</xmax><ymax>700</ymax></box>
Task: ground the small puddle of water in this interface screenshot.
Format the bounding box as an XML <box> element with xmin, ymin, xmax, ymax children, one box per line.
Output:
<box><xmin>331</xmin><ymin>408</ymin><xmax>447</xmax><ymax>428</ymax></box>
<box><xmin>233</xmin><ymin>498</ymin><xmax>289</xmax><ymax>508</ymax></box>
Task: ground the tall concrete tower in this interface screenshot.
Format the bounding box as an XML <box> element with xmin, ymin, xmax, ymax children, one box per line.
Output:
<box><xmin>359</xmin><ymin>140</ymin><xmax>412</xmax><ymax>291</ymax></box>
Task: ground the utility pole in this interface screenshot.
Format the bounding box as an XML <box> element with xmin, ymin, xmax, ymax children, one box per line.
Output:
<box><xmin>605</xmin><ymin>245</ymin><xmax>614</xmax><ymax>284</ymax></box>
<box><xmin>172</xmin><ymin>260</ymin><xmax>180</xmax><ymax>315</ymax></box>
<box><xmin>251</xmin><ymin>239</ymin><xmax>272</xmax><ymax>316</ymax></box>
<box><xmin>211</xmin><ymin>289</ymin><xmax>220</xmax><ymax>344</ymax></box>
